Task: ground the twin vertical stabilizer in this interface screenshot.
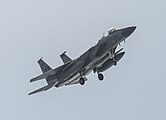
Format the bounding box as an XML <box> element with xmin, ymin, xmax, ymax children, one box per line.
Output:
<box><xmin>38</xmin><ymin>58</ymin><xmax>53</xmax><ymax>84</ymax></box>
<box><xmin>60</xmin><ymin>51</ymin><xmax>72</xmax><ymax>64</ymax></box>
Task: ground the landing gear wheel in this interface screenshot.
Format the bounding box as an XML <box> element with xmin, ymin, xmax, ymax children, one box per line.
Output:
<box><xmin>79</xmin><ymin>77</ymin><xmax>85</xmax><ymax>85</ymax></box>
<box><xmin>114</xmin><ymin>61</ymin><xmax>117</xmax><ymax>66</ymax></box>
<box><xmin>98</xmin><ymin>73</ymin><xmax>104</xmax><ymax>81</ymax></box>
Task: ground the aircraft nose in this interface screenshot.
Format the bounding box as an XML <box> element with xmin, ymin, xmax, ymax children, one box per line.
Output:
<box><xmin>122</xmin><ymin>26</ymin><xmax>136</xmax><ymax>38</ymax></box>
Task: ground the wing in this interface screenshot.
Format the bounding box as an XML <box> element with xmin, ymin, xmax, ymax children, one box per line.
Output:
<box><xmin>30</xmin><ymin>62</ymin><xmax>71</xmax><ymax>83</ymax></box>
<box><xmin>28</xmin><ymin>82</ymin><xmax>58</xmax><ymax>95</ymax></box>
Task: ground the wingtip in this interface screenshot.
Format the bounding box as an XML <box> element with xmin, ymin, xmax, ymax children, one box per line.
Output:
<box><xmin>30</xmin><ymin>79</ymin><xmax>34</xmax><ymax>83</ymax></box>
<box><xmin>30</xmin><ymin>77</ymin><xmax>37</xmax><ymax>83</ymax></box>
<box><xmin>28</xmin><ymin>91</ymin><xmax>35</xmax><ymax>96</ymax></box>
<box><xmin>28</xmin><ymin>92</ymin><xmax>32</xmax><ymax>95</ymax></box>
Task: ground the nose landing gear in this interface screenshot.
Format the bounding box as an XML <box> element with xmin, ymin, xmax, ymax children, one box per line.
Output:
<box><xmin>113</xmin><ymin>59</ymin><xmax>117</xmax><ymax>66</ymax></box>
<box><xmin>98</xmin><ymin>73</ymin><xmax>104</xmax><ymax>81</ymax></box>
<box><xmin>110</xmin><ymin>50</ymin><xmax>117</xmax><ymax>66</ymax></box>
<box><xmin>79</xmin><ymin>77</ymin><xmax>85</xmax><ymax>85</ymax></box>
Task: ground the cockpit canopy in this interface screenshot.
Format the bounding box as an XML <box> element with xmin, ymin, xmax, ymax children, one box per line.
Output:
<box><xmin>103</xmin><ymin>27</ymin><xmax>117</xmax><ymax>37</ymax></box>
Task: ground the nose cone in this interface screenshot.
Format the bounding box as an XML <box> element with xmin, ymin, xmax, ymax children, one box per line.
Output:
<box><xmin>122</xmin><ymin>26</ymin><xmax>136</xmax><ymax>38</ymax></box>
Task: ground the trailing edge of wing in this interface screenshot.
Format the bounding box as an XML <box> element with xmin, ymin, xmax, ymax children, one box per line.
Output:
<box><xmin>28</xmin><ymin>82</ymin><xmax>58</xmax><ymax>95</ymax></box>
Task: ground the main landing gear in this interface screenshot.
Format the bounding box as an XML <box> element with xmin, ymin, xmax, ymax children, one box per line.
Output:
<box><xmin>93</xmin><ymin>67</ymin><xmax>104</xmax><ymax>81</ymax></box>
<box><xmin>79</xmin><ymin>77</ymin><xmax>85</xmax><ymax>85</ymax></box>
<box><xmin>113</xmin><ymin>58</ymin><xmax>117</xmax><ymax>66</ymax></box>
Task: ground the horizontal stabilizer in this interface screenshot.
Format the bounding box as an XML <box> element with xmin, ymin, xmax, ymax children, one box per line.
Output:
<box><xmin>30</xmin><ymin>62</ymin><xmax>70</xmax><ymax>82</ymax></box>
<box><xmin>28</xmin><ymin>82</ymin><xmax>58</xmax><ymax>95</ymax></box>
<box><xmin>30</xmin><ymin>70</ymin><xmax>55</xmax><ymax>82</ymax></box>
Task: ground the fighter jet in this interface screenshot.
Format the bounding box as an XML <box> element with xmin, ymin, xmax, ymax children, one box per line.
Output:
<box><xmin>29</xmin><ymin>26</ymin><xmax>136</xmax><ymax>95</ymax></box>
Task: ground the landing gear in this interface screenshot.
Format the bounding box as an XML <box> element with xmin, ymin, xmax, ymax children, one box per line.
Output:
<box><xmin>110</xmin><ymin>50</ymin><xmax>117</xmax><ymax>66</ymax></box>
<box><xmin>113</xmin><ymin>60</ymin><xmax>117</xmax><ymax>66</ymax></box>
<box><xmin>93</xmin><ymin>67</ymin><xmax>104</xmax><ymax>81</ymax></box>
<box><xmin>112</xmin><ymin>55</ymin><xmax>117</xmax><ymax>66</ymax></box>
<box><xmin>79</xmin><ymin>77</ymin><xmax>85</xmax><ymax>85</ymax></box>
<box><xmin>98</xmin><ymin>73</ymin><xmax>104</xmax><ymax>81</ymax></box>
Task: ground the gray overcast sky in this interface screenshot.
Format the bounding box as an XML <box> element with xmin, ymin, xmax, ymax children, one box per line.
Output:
<box><xmin>0</xmin><ymin>0</ymin><xmax>165</xmax><ymax>120</ymax></box>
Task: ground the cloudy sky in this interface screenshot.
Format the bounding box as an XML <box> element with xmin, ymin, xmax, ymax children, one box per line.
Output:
<box><xmin>0</xmin><ymin>0</ymin><xmax>165</xmax><ymax>120</ymax></box>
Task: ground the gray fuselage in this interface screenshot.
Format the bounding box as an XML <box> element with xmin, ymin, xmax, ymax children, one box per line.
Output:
<box><xmin>56</xmin><ymin>26</ymin><xmax>136</xmax><ymax>86</ymax></box>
